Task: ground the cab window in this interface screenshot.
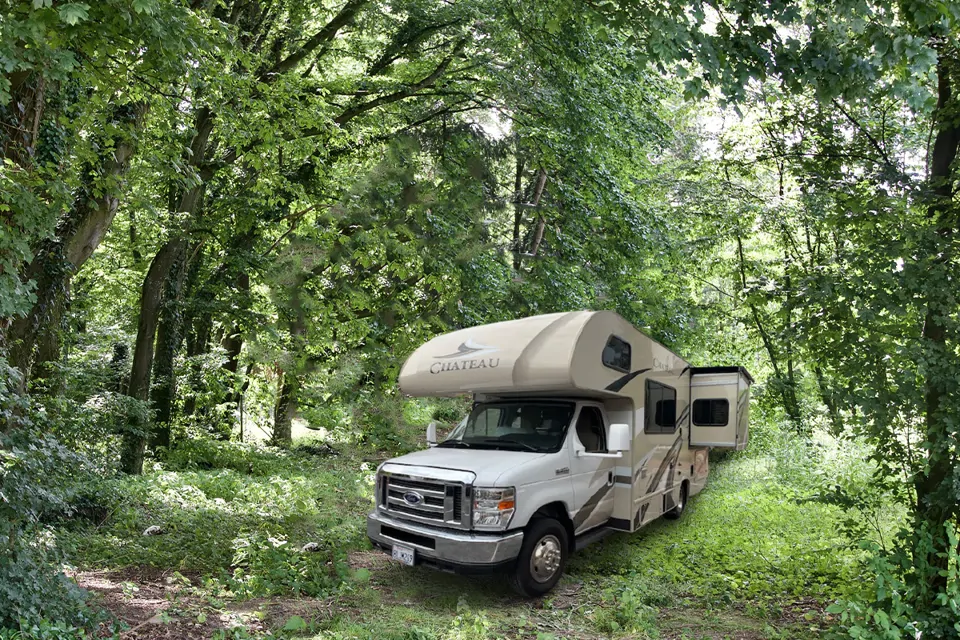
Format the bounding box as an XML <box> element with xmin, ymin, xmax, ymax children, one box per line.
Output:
<box><xmin>575</xmin><ymin>406</ymin><xmax>606</xmax><ymax>453</ymax></box>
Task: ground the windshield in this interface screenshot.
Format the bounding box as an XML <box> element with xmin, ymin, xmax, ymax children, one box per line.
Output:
<box><xmin>440</xmin><ymin>401</ymin><xmax>575</xmax><ymax>453</ymax></box>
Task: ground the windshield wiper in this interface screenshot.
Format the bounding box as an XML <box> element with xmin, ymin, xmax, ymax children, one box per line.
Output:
<box><xmin>477</xmin><ymin>437</ymin><xmax>540</xmax><ymax>452</ymax></box>
<box><xmin>436</xmin><ymin>440</ymin><xmax>471</xmax><ymax>448</ymax></box>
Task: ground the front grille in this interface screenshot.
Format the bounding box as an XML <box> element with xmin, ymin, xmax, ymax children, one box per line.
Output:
<box><xmin>380</xmin><ymin>473</ymin><xmax>469</xmax><ymax>529</ymax></box>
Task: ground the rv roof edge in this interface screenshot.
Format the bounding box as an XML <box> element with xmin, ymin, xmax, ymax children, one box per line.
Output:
<box><xmin>689</xmin><ymin>365</ymin><xmax>755</xmax><ymax>384</ymax></box>
<box><xmin>397</xmin><ymin>310</ymin><xmax>692</xmax><ymax>400</ymax></box>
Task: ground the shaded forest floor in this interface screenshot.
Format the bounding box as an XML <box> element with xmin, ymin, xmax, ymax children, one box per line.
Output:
<box><xmin>56</xmin><ymin>426</ymin><xmax>876</xmax><ymax>639</ymax></box>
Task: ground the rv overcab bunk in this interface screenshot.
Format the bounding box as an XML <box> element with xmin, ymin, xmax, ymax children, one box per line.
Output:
<box><xmin>367</xmin><ymin>310</ymin><xmax>752</xmax><ymax>596</ymax></box>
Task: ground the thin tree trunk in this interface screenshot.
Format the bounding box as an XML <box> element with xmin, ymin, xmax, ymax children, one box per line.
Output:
<box><xmin>527</xmin><ymin>170</ymin><xmax>548</xmax><ymax>257</ymax></box>
<box><xmin>272</xmin><ymin>293</ymin><xmax>306</xmax><ymax>446</ymax></box>
<box><xmin>183</xmin><ymin>253</ymin><xmax>213</xmax><ymax>416</ymax></box>
<box><xmin>223</xmin><ymin>272</ymin><xmax>249</xmax><ymax>392</ymax></box>
<box><xmin>813</xmin><ymin>367</ymin><xmax>843</xmax><ymax>434</ymax></box>
<box><xmin>781</xmin><ymin>245</ymin><xmax>802</xmax><ymax>429</ymax></box>
<box><xmin>512</xmin><ymin>142</ymin><xmax>525</xmax><ymax>271</ymax></box>
<box><xmin>120</xmin><ymin>238</ymin><xmax>188</xmax><ymax>474</ymax></box>
<box><xmin>914</xmin><ymin>54</ymin><xmax>960</xmax><ymax>604</ymax></box>
<box><xmin>149</xmin><ymin>245</ymin><xmax>193</xmax><ymax>451</ymax></box>
<box><xmin>272</xmin><ymin>369</ymin><xmax>298</xmax><ymax>446</ymax></box>
<box><xmin>736</xmin><ymin>235</ymin><xmax>801</xmax><ymax>423</ymax></box>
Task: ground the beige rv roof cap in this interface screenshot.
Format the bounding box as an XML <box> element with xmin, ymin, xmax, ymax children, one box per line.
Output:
<box><xmin>398</xmin><ymin>310</ymin><xmax>691</xmax><ymax>398</ymax></box>
<box><xmin>398</xmin><ymin>311</ymin><xmax>591</xmax><ymax>397</ymax></box>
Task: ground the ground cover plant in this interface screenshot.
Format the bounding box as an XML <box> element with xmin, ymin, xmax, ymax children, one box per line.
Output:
<box><xmin>25</xmin><ymin>415</ymin><xmax>891</xmax><ymax>639</ymax></box>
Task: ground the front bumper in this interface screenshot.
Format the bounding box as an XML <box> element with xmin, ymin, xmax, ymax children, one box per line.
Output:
<box><xmin>367</xmin><ymin>509</ymin><xmax>524</xmax><ymax>573</ymax></box>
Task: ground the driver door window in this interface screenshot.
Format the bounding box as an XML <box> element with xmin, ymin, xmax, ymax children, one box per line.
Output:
<box><xmin>575</xmin><ymin>406</ymin><xmax>606</xmax><ymax>453</ymax></box>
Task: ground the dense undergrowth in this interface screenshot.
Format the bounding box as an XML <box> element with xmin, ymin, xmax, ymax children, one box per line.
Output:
<box><xmin>1</xmin><ymin>412</ymin><xmax>899</xmax><ymax>639</ymax></box>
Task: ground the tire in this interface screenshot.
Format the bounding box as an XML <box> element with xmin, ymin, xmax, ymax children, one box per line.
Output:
<box><xmin>509</xmin><ymin>518</ymin><xmax>569</xmax><ymax>597</ymax></box>
<box><xmin>664</xmin><ymin>481</ymin><xmax>688</xmax><ymax>520</ymax></box>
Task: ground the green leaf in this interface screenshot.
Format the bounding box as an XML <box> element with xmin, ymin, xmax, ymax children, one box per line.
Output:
<box><xmin>283</xmin><ymin>615</ymin><xmax>307</xmax><ymax>631</ymax></box>
<box><xmin>132</xmin><ymin>0</ymin><xmax>156</xmax><ymax>15</ymax></box>
<box><xmin>352</xmin><ymin>568</ymin><xmax>371</xmax><ymax>582</ymax></box>
<box><xmin>58</xmin><ymin>2</ymin><xmax>89</xmax><ymax>25</ymax></box>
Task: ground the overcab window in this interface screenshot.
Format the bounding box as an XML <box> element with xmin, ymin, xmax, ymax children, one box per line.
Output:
<box><xmin>692</xmin><ymin>399</ymin><xmax>729</xmax><ymax>426</ymax></box>
<box><xmin>645</xmin><ymin>380</ymin><xmax>677</xmax><ymax>434</ymax></box>
<box><xmin>602</xmin><ymin>335</ymin><xmax>631</xmax><ymax>373</ymax></box>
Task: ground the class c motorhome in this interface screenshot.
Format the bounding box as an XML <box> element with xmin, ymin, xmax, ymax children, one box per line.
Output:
<box><xmin>367</xmin><ymin>310</ymin><xmax>752</xmax><ymax>596</ymax></box>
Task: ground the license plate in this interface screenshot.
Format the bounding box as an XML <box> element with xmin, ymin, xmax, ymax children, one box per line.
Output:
<box><xmin>391</xmin><ymin>544</ymin><xmax>415</xmax><ymax>566</ymax></box>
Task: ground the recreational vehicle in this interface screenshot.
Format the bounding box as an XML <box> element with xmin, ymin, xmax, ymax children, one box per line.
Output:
<box><xmin>366</xmin><ymin>310</ymin><xmax>752</xmax><ymax>596</ymax></box>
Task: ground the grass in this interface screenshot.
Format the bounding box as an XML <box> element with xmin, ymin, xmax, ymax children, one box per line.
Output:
<box><xmin>54</xmin><ymin>421</ymin><xmax>882</xmax><ymax>639</ymax></box>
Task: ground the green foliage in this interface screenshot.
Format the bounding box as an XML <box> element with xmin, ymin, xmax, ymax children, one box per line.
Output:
<box><xmin>593</xmin><ymin>585</ymin><xmax>661</xmax><ymax>635</ymax></box>
<box><xmin>430</xmin><ymin>398</ymin><xmax>468</xmax><ymax>425</ymax></box>
<box><xmin>61</xmin><ymin>440</ymin><xmax>371</xmax><ymax>579</ymax></box>
<box><xmin>229</xmin><ymin>532</ymin><xmax>340</xmax><ymax>598</ymax></box>
<box><xmin>826</xmin><ymin>526</ymin><xmax>960</xmax><ymax>639</ymax></box>
<box><xmin>0</xmin><ymin>620</ymin><xmax>97</xmax><ymax>640</ymax></box>
<box><xmin>0</xmin><ymin>361</ymin><xmax>94</xmax><ymax>627</ymax></box>
<box><xmin>571</xmin><ymin>427</ymin><xmax>870</xmax><ymax>619</ymax></box>
<box><xmin>4</xmin><ymin>0</ymin><xmax>959</xmax><ymax>632</ymax></box>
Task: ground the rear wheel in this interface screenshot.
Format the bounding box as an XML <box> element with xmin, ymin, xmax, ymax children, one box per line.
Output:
<box><xmin>664</xmin><ymin>481</ymin><xmax>688</xmax><ymax>520</ymax></box>
<box><xmin>509</xmin><ymin>518</ymin><xmax>568</xmax><ymax>597</ymax></box>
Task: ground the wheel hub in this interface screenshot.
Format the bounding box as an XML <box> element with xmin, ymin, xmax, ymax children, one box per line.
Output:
<box><xmin>530</xmin><ymin>534</ymin><xmax>562</xmax><ymax>583</ymax></box>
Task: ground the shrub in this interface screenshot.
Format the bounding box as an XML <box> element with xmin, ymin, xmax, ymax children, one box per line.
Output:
<box><xmin>0</xmin><ymin>361</ymin><xmax>94</xmax><ymax>627</ymax></box>
<box><xmin>430</xmin><ymin>398</ymin><xmax>469</xmax><ymax>425</ymax></box>
<box><xmin>593</xmin><ymin>585</ymin><xmax>659</xmax><ymax>635</ymax></box>
<box><xmin>228</xmin><ymin>532</ymin><xmax>342</xmax><ymax>598</ymax></box>
<box><xmin>826</xmin><ymin>525</ymin><xmax>960</xmax><ymax>639</ymax></box>
<box><xmin>164</xmin><ymin>438</ymin><xmax>283</xmax><ymax>474</ymax></box>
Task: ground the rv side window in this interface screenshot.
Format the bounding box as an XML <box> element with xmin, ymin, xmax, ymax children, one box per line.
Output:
<box><xmin>602</xmin><ymin>335</ymin><xmax>631</xmax><ymax>373</ymax></box>
<box><xmin>645</xmin><ymin>380</ymin><xmax>677</xmax><ymax>434</ymax></box>
<box><xmin>574</xmin><ymin>406</ymin><xmax>606</xmax><ymax>453</ymax></box>
<box><xmin>692</xmin><ymin>399</ymin><xmax>729</xmax><ymax>426</ymax></box>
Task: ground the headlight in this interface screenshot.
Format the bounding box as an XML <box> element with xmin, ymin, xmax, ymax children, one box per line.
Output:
<box><xmin>472</xmin><ymin>487</ymin><xmax>515</xmax><ymax>530</ymax></box>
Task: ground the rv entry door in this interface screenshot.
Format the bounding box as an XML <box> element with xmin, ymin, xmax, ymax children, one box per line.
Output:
<box><xmin>569</xmin><ymin>405</ymin><xmax>616</xmax><ymax>534</ymax></box>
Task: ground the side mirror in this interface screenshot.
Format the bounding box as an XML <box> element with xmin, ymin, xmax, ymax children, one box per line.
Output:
<box><xmin>426</xmin><ymin>422</ymin><xmax>438</xmax><ymax>447</ymax></box>
<box><xmin>609</xmin><ymin>423</ymin><xmax>631</xmax><ymax>453</ymax></box>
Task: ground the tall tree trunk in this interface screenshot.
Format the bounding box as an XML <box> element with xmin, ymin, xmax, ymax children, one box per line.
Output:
<box><xmin>119</xmin><ymin>107</ymin><xmax>216</xmax><ymax>473</ymax></box>
<box><xmin>272</xmin><ymin>369</ymin><xmax>298</xmax><ymax>446</ymax></box>
<box><xmin>913</xmin><ymin>54</ymin><xmax>960</xmax><ymax>606</ymax></box>
<box><xmin>736</xmin><ymin>235</ymin><xmax>802</xmax><ymax>425</ymax></box>
<box><xmin>272</xmin><ymin>299</ymin><xmax>306</xmax><ymax>446</ymax></box>
<box><xmin>7</xmin><ymin>102</ymin><xmax>146</xmax><ymax>383</ymax></box>
<box><xmin>119</xmin><ymin>238</ymin><xmax>188</xmax><ymax>474</ymax></box>
<box><xmin>149</xmin><ymin>245</ymin><xmax>193</xmax><ymax>451</ymax></box>
<box><xmin>181</xmin><ymin>254</ymin><xmax>211</xmax><ymax>419</ymax></box>
<box><xmin>813</xmin><ymin>367</ymin><xmax>843</xmax><ymax>434</ymax></box>
<box><xmin>781</xmin><ymin>245</ymin><xmax>802</xmax><ymax>430</ymax></box>
<box><xmin>512</xmin><ymin>142</ymin><xmax>525</xmax><ymax>271</ymax></box>
<box><xmin>222</xmin><ymin>272</ymin><xmax>249</xmax><ymax>406</ymax></box>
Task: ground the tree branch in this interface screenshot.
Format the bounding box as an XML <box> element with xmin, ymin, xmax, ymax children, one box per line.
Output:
<box><xmin>264</xmin><ymin>0</ymin><xmax>370</xmax><ymax>79</ymax></box>
<box><xmin>333</xmin><ymin>37</ymin><xmax>468</xmax><ymax>126</ymax></box>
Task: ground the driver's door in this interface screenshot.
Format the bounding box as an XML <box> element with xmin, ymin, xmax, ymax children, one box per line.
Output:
<box><xmin>569</xmin><ymin>404</ymin><xmax>616</xmax><ymax>534</ymax></box>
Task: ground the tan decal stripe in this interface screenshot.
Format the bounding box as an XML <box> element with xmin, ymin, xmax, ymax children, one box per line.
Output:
<box><xmin>572</xmin><ymin>483</ymin><xmax>613</xmax><ymax>531</ymax></box>
<box><xmin>645</xmin><ymin>434</ymin><xmax>683</xmax><ymax>494</ymax></box>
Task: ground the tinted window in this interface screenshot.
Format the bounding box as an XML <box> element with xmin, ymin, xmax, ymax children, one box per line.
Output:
<box><xmin>693</xmin><ymin>399</ymin><xmax>729</xmax><ymax>426</ymax></box>
<box><xmin>645</xmin><ymin>380</ymin><xmax>677</xmax><ymax>434</ymax></box>
<box><xmin>575</xmin><ymin>406</ymin><xmax>606</xmax><ymax>453</ymax></box>
<box><xmin>602</xmin><ymin>335</ymin><xmax>631</xmax><ymax>373</ymax></box>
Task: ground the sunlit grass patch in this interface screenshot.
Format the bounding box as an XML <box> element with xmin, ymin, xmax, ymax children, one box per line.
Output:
<box><xmin>569</xmin><ymin>450</ymin><xmax>864</xmax><ymax>622</ymax></box>
<box><xmin>59</xmin><ymin>441</ymin><xmax>375</xmax><ymax>585</ymax></box>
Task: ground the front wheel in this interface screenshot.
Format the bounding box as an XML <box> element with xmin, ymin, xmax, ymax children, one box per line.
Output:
<box><xmin>664</xmin><ymin>481</ymin><xmax>688</xmax><ymax>520</ymax></box>
<box><xmin>509</xmin><ymin>518</ymin><xmax>568</xmax><ymax>597</ymax></box>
